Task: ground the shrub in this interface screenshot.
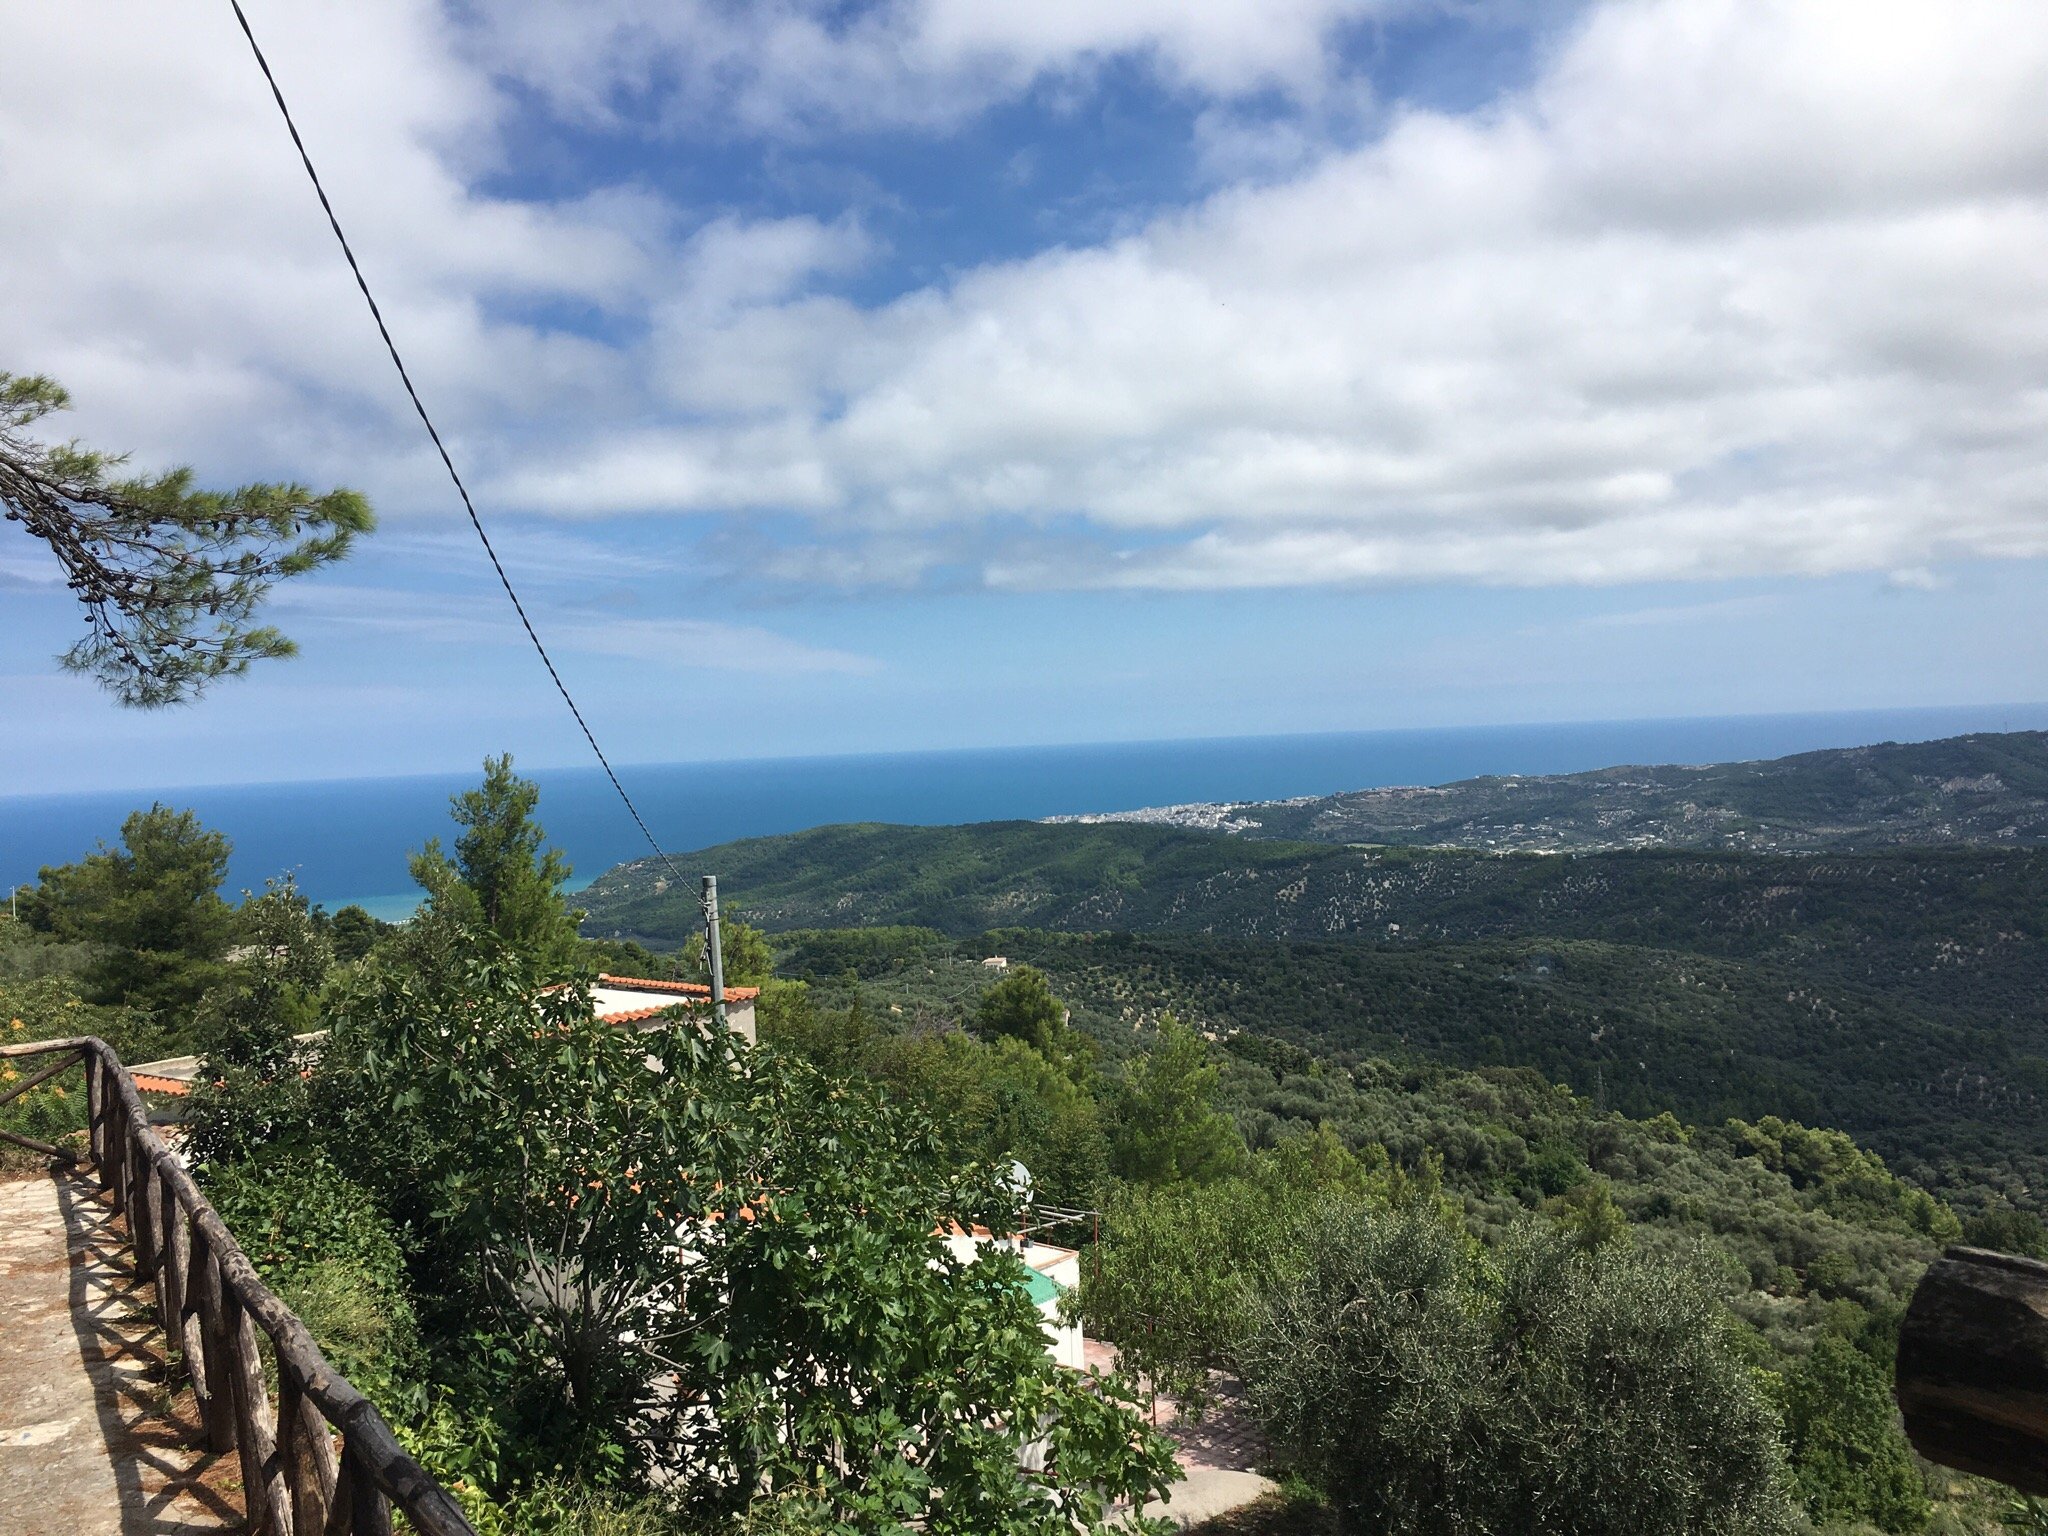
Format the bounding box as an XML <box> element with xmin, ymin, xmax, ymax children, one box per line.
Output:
<box><xmin>1781</xmin><ymin>1334</ymin><xmax>1929</xmax><ymax>1533</ymax></box>
<box><xmin>202</xmin><ymin>1155</ymin><xmax>416</xmax><ymax>1394</ymax></box>
<box><xmin>1243</xmin><ymin>1206</ymin><xmax>1798</xmax><ymax>1536</ymax></box>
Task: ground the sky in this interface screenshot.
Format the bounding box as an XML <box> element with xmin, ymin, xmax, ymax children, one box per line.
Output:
<box><xmin>4</xmin><ymin>0</ymin><xmax>2048</xmax><ymax>794</ymax></box>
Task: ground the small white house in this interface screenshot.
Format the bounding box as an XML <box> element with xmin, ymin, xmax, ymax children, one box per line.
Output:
<box><xmin>981</xmin><ymin>956</ymin><xmax>1010</xmax><ymax>971</ymax></box>
<box><xmin>590</xmin><ymin>973</ymin><xmax>759</xmax><ymax>1045</ymax></box>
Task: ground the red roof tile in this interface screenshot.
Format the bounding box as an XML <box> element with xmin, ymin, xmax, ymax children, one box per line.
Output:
<box><xmin>598</xmin><ymin>974</ymin><xmax>760</xmax><ymax>1003</ymax></box>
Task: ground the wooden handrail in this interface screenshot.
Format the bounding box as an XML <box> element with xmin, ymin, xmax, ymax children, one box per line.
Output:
<box><xmin>1</xmin><ymin>1037</ymin><xmax>477</xmax><ymax>1536</ymax></box>
<box><xmin>1896</xmin><ymin>1244</ymin><xmax>2048</xmax><ymax>1497</ymax></box>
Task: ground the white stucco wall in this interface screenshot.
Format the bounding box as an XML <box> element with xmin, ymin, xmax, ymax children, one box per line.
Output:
<box><xmin>591</xmin><ymin>986</ymin><xmax>756</xmax><ymax>1045</ymax></box>
<box><xmin>946</xmin><ymin>1232</ymin><xmax>1085</xmax><ymax>1370</ymax></box>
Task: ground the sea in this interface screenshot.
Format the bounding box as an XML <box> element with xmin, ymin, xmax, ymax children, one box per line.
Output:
<box><xmin>4</xmin><ymin>703</ymin><xmax>2045</xmax><ymax>922</ymax></box>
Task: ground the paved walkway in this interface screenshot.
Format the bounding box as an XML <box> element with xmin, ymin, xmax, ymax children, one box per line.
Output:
<box><xmin>0</xmin><ymin>1167</ymin><xmax>241</xmax><ymax>1536</ymax></box>
<box><xmin>1086</xmin><ymin>1339</ymin><xmax>1279</xmax><ymax>1528</ymax></box>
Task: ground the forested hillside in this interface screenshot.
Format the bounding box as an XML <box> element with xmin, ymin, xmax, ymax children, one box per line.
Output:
<box><xmin>755</xmin><ymin>932</ymin><xmax>2024</xmax><ymax>1532</ymax></box>
<box><xmin>1023</xmin><ymin>931</ymin><xmax>2044</xmax><ymax>1212</ymax></box>
<box><xmin>583</xmin><ymin>826</ymin><xmax>2048</xmax><ymax>993</ymax></box>
<box><xmin>1055</xmin><ymin>729</ymin><xmax>2048</xmax><ymax>851</ymax></box>
<box><xmin>583</xmin><ymin>820</ymin><xmax>2048</xmax><ymax>1222</ymax></box>
<box><xmin>766</xmin><ymin>925</ymin><xmax>2045</xmax><ymax>1215</ymax></box>
<box><xmin>583</xmin><ymin>831</ymin><xmax>2048</xmax><ymax>1050</ymax></box>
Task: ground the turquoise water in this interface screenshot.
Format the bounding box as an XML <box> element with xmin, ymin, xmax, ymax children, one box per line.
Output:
<box><xmin>4</xmin><ymin>704</ymin><xmax>2045</xmax><ymax>920</ymax></box>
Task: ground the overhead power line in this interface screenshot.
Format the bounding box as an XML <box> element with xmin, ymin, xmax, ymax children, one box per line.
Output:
<box><xmin>226</xmin><ymin>0</ymin><xmax>683</xmax><ymax>884</ymax></box>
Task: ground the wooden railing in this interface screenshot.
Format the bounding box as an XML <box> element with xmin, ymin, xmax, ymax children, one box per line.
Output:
<box><xmin>1897</xmin><ymin>1245</ymin><xmax>2048</xmax><ymax>1497</ymax></box>
<box><xmin>0</xmin><ymin>1037</ymin><xmax>476</xmax><ymax>1536</ymax></box>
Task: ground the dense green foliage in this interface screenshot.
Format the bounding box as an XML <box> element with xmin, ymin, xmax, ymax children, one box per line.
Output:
<box><xmin>411</xmin><ymin>754</ymin><xmax>584</xmax><ymax>970</ymax></box>
<box><xmin>1109</xmin><ymin>1015</ymin><xmax>1245</xmax><ymax>1185</ymax></box>
<box><xmin>1081</xmin><ymin>1133</ymin><xmax>1372</xmax><ymax>1410</ymax></box>
<box><xmin>205</xmin><ymin>1155</ymin><xmax>419</xmax><ymax>1395</ymax></box>
<box><xmin>974</xmin><ymin>965</ymin><xmax>1067</xmax><ymax>1054</ymax></box>
<box><xmin>115</xmin><ymin>765</ymin><xmax>1177</xmax><ymax>1534</ymax></box>
<box><xmin>760</xmin><ymin>930</ymin><xmax>2016</xmax><ymax>1531</ymax></box>
<box><xmin>1782</xmin><ymin>1332</ymin><xmax>1930</xmax><ymax>1531</ymax></box>
<box><xmin>327</xmin><ymin>903</ymin><xmax>394</xmax><ymax>962</ymax></box>
<box><xmin>0</xmin><ymin>917</ymin><xmax>149</xmax><ymax>1165</ymax></box>
<box><xmin>22</xmin><ymin>804</ymin><xmax>234</xmax><ymax>1019</ymax></box>
<box><xmin>982</xmin><ymin>927</ymin><xmax>2044</xmax><ymax>1214</ymax></box>
<box><xmin>682</xmin><ymin>914</ymin><xmax>776</xmax><ymax>987</ymax></box>
<box><xmin>1247</xmin><ymin>1209</ymin><xmax>1798</xmax><ymax>1535</ymax></box>
<box><xmin>1</xmin><ymin>370</ymin><xmax>371</xmax><ymax>706</ymax></box>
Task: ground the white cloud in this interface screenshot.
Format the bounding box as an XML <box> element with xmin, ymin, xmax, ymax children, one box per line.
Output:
<box><xmin>9</xmin><ymin>0</ymin><xmax>2048</xmax><ymax>600</ymax></box>
<box><xmin>1886</xmin><ymin>567</ymin><xmax>1951</xmax><ymax>592</ymax></box>
<box><xmin>556</xmin><ymin>616</ymin><xmax>880</xmax><ymax>674</ymax></box>
<box><xmin>514</xmin><ymin>0</ymin><xmax>2048</xmax><ymax>590</ymax></box>
<box><xmin>464</xmin><ymin>0</ymin><xmax>1396</xmax><ymax>138</ymax></box>
<box><xmin>269</xmin><ymin>582</ymin><xmax>877</xmax><ymax>675</ymax></box>
<box><xmin>0</xmin><ymin>0</ymin><xmax>673</xmax><ymax>504</ymax></box>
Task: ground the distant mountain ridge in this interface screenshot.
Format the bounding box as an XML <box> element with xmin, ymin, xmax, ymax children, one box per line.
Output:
<box><xmin>579</xmin><ymin>732</ymin><xmax>2048</xmax><ymax>949</ymax></box>
<box><xmin>1045</xmin><ymin>729</ymin><xmax>2048</xmax><ymax>852</ymax></box>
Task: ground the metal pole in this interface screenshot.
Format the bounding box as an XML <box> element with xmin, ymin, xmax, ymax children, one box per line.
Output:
<box><xmin>700</xmin><ymin>875</ymin><xmax>727</xmax><ymax>1029</ymax></box>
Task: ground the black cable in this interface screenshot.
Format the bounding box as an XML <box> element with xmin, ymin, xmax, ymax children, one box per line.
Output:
<box><xmin>227</xmin><ymin>0</ymin><xmax>683</xmax><ymax>884</ymax></box>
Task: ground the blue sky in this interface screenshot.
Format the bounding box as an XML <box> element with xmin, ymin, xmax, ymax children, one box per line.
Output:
<box><xmin>4</xmin><ymin>0</ymin><xmax>2048</xmax><ymax>794</ymax></box>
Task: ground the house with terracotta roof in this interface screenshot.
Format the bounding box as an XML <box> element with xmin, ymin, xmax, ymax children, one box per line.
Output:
<box><xmin>128</xmin><ymin>978</ymin><xmax>757</xmax><ymax>1101</ymax></box>
<box><xmin>591</xmin><ymin>973</ymin><xmax>760</xmax><ymax>1045</ymax></box>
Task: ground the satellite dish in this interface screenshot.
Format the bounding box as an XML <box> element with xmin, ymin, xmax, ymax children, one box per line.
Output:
<box><xmin>1006</xmin><ymin>1160</ymin><xmax>1036</xmax><ymax>1247</ymax></box>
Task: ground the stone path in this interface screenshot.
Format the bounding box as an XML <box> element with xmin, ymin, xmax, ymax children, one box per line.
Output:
<box><xmin>0</xmin><ymin>1167</ymin><xmax>242</xmax><ymax>1536</ymax></box>
<box><xmin>1085</xmin><ymin>1339</ymin><xmax>1279</xmax><ymax>1528</ymax></box>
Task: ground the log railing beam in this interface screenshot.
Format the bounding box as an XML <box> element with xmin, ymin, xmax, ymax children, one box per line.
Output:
<box><xmin>0</xmin><ymin>1048</ymin><xmax>82</xmax><ymax>1108</ymax></box>
<box><xmin>1897</xmin><ymin>1244</ymin><xmax>2048</xmax><ymax>1497</ymax></box>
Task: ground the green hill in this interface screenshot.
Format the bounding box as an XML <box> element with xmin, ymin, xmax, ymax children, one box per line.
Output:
<box><xmin>996</xmin><ymin>929</ymin><xmax>2048</xmax><ymax>1205</ymax></box>
<box><xmin>580</xmin><ymin>739</ymin><xmax>2048</xmax><ymax>1220</ymax></box>
<box><xmin>584</xmin><ymin>827</ymin><xmax>2048</xmax><ymax>1023</ymax></box>
<box><xmin>1055</xmin><ymin>728</ymin><xmax>2048</xmax><ymax>851</ymax></box>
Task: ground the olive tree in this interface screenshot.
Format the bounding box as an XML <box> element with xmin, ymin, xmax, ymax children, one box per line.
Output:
<box><xmin>1243</xmin><ymin>1206</ymin><xmax>1798</xmax><ymax>1536</ymax></box>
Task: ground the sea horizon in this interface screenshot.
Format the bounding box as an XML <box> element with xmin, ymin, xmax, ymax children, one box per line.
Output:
<box><xmin>6</xmin><ymin>700</ymin><xmax>2047</xmax><ymax>922</ymax></box>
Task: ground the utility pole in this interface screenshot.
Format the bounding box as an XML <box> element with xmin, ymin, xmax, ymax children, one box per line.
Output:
<box><xmin>700</xmin><ymin>874</ymin><xmax>727</xmax><ymax>1029</ymax></box>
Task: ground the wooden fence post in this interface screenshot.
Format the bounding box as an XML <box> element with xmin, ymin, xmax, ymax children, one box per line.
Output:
<box><xmin>323</xmin><ymin>1453</ymin><xmax>356</xmax><ymax>1536</ymax></box>
<box><xmin>104</xmin><ymin>1084</ymin><xmax>128</xmax><ymax>1216</ymax></box>
<box><xmin>160</xmin><ymin>1177</ymin><xmax>188</xmax><ymax>1374</ymax></box>
<box><xmin>1897</xmin><ymin>1245</ymin><xmax>2048</xmax><ymax>1496</ymax></box>
<box><xmin>192</xmin><ymin>1234</ymin><xmax>239</xmax><ymax>1455</ymax></box>
<box><xmin>130</xmin><ymin>1144</ymin><xmax>159</xmax><ymax>1289</ymax></box>
<box><xmin>343</xmin><ymin>1441</ymin><xmax>393</xmax><ymax>1536</ymax></box>
<box><xmin>86</xmin><ymin>1049</ymin><xmax>106</xmax><ymax>1176</ymax></box>
<box><xmin>222</xmin><ymin>1286</ymin><xmax>290</xmax><ymax>1536</ymax></box>
<box><xmin>278</xmin><ymin>1360</ymin><xmax>338</xmax><ymax>1535</ymax></box>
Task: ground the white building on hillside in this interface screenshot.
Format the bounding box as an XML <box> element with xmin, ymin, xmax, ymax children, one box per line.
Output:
<box><xmin>591</xmin><ymin>973</ymin><xmax>760</xmax><ymax>1045</ymax></box>
<box><xmin>943</xmin><ymin>1226</ymin><xmax>1085</xmax><ymax>1371</ymax></box>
